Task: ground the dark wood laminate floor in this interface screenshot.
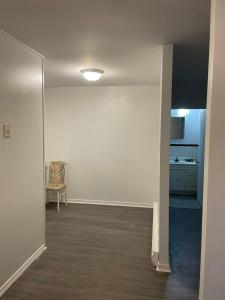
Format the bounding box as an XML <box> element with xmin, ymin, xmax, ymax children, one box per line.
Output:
<box><xmin>2</xmin><ymin>204</ymin><xmax>201</xmax><ymax>300</ymax></box>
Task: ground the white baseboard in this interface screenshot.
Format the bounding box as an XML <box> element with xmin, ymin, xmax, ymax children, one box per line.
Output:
<box><xmin>0</xmin><ymin>244</ymin><xmax>46</xmax><ymax>297</ymax></box>
<box><xmin>151</xmin><ymin>202</ymin><xmax>159</xmax><ymax>267</ymax></box>
<box><xmin>151</xmin><ymin>251</ymin><xmax>159</xmax><ymax>267</ymax></box>
<box><xmin>156</xmin><ymin>263</ymin><xmax>171</xmax><ymax>273</ymax></box>
<box><xmin>67</xmin><ymin>198</ymin><xmax>153</xmax><ymax>208</ymax></box>
<box><xmin>151</xmin><ymin>202</ymin><xmax>171</xmax><ymax>274</ymax></box>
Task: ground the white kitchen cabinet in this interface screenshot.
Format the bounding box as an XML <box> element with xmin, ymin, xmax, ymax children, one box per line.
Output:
<box><xmin>169</xmin><ymin>164</ymin><xmax>198</xmax><ymax>194</ymax></box>
<box><xmin>186</xmin><ymin>168</ymin><xmax>198</xmax><ymax>191</ymax></box>
<box><xmin>170</xmin><ymin>169</ymin><xmax>186</xmax><ymax>191</ymax></box>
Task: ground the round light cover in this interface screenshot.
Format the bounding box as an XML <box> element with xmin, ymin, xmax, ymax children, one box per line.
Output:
<box><xmin>80</xmin><ymin>68</ymin><xmax>104</xmax><ymax>81</ymax></box>
<box><xmin>177</xmin><ymin>109</ymin><xmax>190</xmax><ymax>117</ymax></box>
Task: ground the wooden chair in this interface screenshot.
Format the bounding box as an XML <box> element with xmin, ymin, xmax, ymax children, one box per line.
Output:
<box><xmin>45</xmin><ymin>161</ymin><xmax>67</xmax><ymax>212</ymax></box>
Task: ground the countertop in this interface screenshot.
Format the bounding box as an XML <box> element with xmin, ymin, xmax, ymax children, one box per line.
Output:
<box><xmin>169</xmin><ymin>160</ymin><xmax>198</xmax><ymax>166</ymax></box>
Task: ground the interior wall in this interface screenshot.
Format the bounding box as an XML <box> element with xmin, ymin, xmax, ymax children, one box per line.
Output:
<box><xmin>171</xmin><ymin>109</ymin><xmax>201</xmax><ymax>145</ymax></box>
<box><xmin>172</xmin><ymin>81</ymin><xmax>208</xmax><ymax>109</ymax></box>
<box><xmin>45</xmin><ymin>85</ymin><xmax>160</xmax><ymax>207</ymax></box>
<box><xmin>157</xmin><ymin>44</ymin><xmax>173</xmax><ymax>272</ymax></box>
<box><xmin>170</xmin><ymin>146</ymin><xmax>199</xmax><ymax>160</ymax></box>
<box><xmin>170</xmin><ymin>109</ymin><xmax>203</xmax><ymax>161</ymax></box>
<box><xmin>0</xmin><ymin>31</ymin><xmax>44</xmax><ymax>292</ymax></box>
<box><xmin>200</xmin><ymin>0</ymin><xmax>225</xmax><ymax>299</ymax></box>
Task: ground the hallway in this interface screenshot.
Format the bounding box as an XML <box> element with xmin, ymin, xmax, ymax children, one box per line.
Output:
<box><xmin>2</xmin><ymin>204</ymin><xmax>201</xmax><ymax>300</ymax></box>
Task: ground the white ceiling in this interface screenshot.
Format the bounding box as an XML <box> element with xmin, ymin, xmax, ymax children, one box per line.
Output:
<box><xmin>0</xmin><ymin>0</ymin><xmax>210</xmax><ymax>86</ymax></box>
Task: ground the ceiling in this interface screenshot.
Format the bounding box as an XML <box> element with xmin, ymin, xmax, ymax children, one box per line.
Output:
<box><xmin>0</xmin><ymin>0</ymin><xmax>210</xmax><ymax>86</ymax></box>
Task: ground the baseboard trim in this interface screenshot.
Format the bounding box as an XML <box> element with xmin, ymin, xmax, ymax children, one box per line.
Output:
<box><xmin>156</xmin><ymin>263</ymin><xmax>171</xmax><ymax>273</ymax></box>
<box><xmin>151</xmin><ymin>251</ymin><xmax>159</xmax><ymax>267</ymax></box>
<box><xmin>0</xmin><ymin>244</ymin><xmax>46</xmax><ymax>297</ymax></box>
<box><xmin>151</xmin><ymin>202</ymin><xmax>159</xmax><ymax>267</ymax></box>
<box><xmin>67</xmin><ymin>198</ymin><xmax>153</xmax><ymax>208</ymax></box>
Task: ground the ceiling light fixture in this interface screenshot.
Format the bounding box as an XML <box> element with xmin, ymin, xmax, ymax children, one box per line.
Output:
<box><xmin>177</xmin><ymin>109</ymin><xmax>190</xmax><ymax>117</ymax></box>
<box><xmin>80</xmin><ymin>68</ymin><xmax>104</xmax><ymax>81</ymax></box>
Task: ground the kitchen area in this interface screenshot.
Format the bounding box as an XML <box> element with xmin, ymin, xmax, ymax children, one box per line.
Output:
<box><xmin>169</xmin><ymin>109</ymin><xmax>206</xmax><ymax>209</ymax></box>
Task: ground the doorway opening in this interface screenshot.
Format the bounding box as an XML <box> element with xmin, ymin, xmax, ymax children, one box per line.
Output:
<box><xmin>169</xmin><ymin>108</ymin><xmax>206</xmax><ymax>209</ymax></box>
<box><xmin>169</xmin><ymin>108</ymin><xmax>206</xmax><ymax>296</ymax></box>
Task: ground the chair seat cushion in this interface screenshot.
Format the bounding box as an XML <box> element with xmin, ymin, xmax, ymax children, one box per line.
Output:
<box><xmin>46</xmin><ymin>183</ymin><xmax>65</xmax><ymax>190</ymax></box>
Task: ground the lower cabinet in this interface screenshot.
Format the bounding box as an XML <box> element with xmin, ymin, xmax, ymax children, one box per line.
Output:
<box><xmin>170</xmin><ymin>169</ymin><xmax>186</xmax><ymax>191</ymax></box>
<box><xmin>169</xmin><ymin>164</ymin><xmax>198</xmax><ymax>194</ymax></box>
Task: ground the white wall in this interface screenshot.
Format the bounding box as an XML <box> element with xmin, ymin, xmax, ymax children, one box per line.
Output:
<box><xmin>170</xmin><ymin>146</ymin><xmax>199</xmax><ymax>160</ymax></box>
<box><xmin>45</xmin><ymin>85</ymin><xmax>160</xmax><ymax>207</ymax></box>
<box><xmin>170</xmin><ymin>109</ymin><xmax>206</xmax><ymax>161</ymax></box>
<box><xmin>171</xmin><ymin>109</ymin><xmax>201</xmax><ymax>145</ymax></box>
<box><xmin>157</xmin><ymin>45</ymin><xmax>173</xmax><ymax>272</ymax></box>
<box><xmin>199</xmin><ymin>0</ymin><xmax>225</xmax><ymax>299</ymax></box>
<box><xmin>0</xmin><ymin>31</ymin><xmax>45</xmax><ymax>294</ymax></box>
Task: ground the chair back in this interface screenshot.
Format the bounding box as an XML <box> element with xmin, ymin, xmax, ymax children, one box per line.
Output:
<box><xmin>48</xmin><ymin>161</ymin><xmax>66</xmax><ymax>185</ymax></box>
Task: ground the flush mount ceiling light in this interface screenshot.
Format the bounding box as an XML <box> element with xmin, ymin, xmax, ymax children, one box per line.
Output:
<box><xmin>172</xmin><ymin>109</ymin><xmax>190</xmax><ymax>117</ymax></box>
<box><xmin>177</xmin><ymin>109</ymin><xmax>190</xmax><ymax>117</ymax></box>
<box><xmin>80</xmin><ymin>68</ymin><xmax>104</xmax><ymax>81</ymax></box>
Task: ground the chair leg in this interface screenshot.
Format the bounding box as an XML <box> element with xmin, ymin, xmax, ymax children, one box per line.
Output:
<box><xmin>65</xmin><ymin>188</ymin><xmax>67</xmax><ymax>205</ymax></box>
<box><xmin>57</xmin><ymin>190</ymin><xmax>60</xmax><ymax>212</ymax></box>
<box><xmin>45</xmin><ymin>189</ymin><xmax>48</xmax><ymax>204</ymax></box>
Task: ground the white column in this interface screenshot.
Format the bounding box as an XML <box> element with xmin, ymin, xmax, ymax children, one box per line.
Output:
<box><xmin>157</xmin><ymin>44</ymin><xmax>173</xmax><ymax>272</ymax></box>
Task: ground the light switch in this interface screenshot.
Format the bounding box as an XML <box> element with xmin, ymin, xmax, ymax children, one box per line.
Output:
<box><xmin>3</xmin><ymin>124</ymin><xmax>11</xmax><ymax>138</ymax></box>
